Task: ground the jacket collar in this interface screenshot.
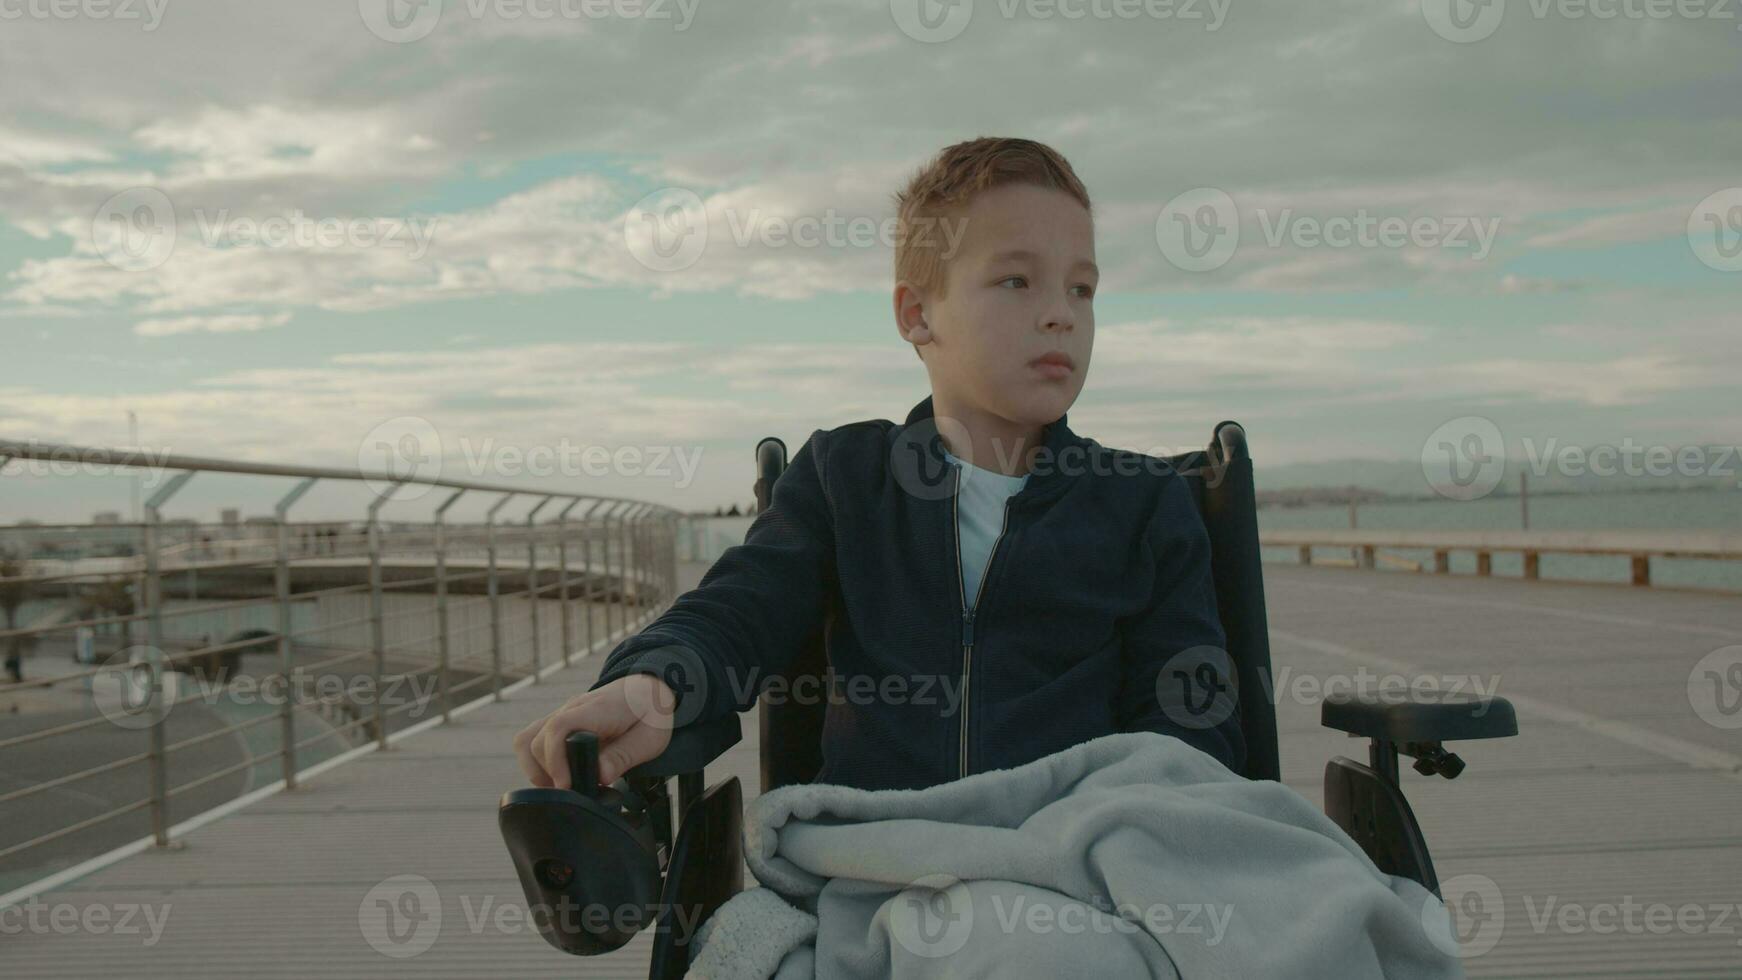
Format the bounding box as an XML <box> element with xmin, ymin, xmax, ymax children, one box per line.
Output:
<box><xmin>900</xmin><ymin>394</ymin><xmax>1085</xmax><ymax>507</ymax></box>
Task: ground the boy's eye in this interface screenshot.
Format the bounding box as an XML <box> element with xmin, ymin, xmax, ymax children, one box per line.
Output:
<box><xmin>996</xmin><ymin>276</ymin><xmax>1093</xmax><ymax>298</ymax></box>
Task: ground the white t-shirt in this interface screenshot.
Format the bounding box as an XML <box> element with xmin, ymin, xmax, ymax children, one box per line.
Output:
<box><xmin>943</xmin><ymin>449</ymin><xmax>1030</xmax><ymax>610</ymax></box>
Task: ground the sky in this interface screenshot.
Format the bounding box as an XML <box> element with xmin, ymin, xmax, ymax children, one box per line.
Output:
<box><xmin>1</xmin><ymin>0</ymin><xmax>1739</xmax><ymax>522</ymax></box>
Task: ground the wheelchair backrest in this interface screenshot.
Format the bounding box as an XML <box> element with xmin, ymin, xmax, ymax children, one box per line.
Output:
<box><xmin>750</xmin><ymin>421</ymin><xmax>1279</xmax><ymax>790</ymax></box>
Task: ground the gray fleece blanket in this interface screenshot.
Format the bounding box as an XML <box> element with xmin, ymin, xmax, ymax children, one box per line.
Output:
<box><xmin>684</xmin><ymin>731</ymin><xmax>1466</xmax><ymax>979</ymax></box>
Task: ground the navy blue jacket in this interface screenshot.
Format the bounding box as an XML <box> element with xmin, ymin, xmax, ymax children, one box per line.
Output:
<box><xmin>588</xmin><ymin>394</ymin><xmax>1244</xmax><ymax>791</ymax></box>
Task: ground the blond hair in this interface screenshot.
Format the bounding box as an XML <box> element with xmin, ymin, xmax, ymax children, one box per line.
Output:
<box><xmin>892</xmin><ymin>136</ymin><xmax>1093</xmax><ymax>302</ymax></box>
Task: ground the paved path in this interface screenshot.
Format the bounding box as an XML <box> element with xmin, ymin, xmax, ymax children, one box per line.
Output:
<box><xmin>4</xmin><ymin>562</ymin><xmax>1739</xmax><ymax>978</ymax></box>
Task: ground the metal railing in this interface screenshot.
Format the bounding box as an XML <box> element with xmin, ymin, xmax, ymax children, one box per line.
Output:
<box><xmin>0</xmin><ymin>439</ymin><xmax>681</xmax><ymax>883</ymax></box>
<box><xmin>1261</xmin><ymin>527</ymin><xmax>1742</xmax><ymax>586</ymax></box>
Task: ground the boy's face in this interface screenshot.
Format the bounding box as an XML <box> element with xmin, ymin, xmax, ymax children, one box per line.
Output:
<box><xmin>916</xmin><ymin>183</ymin><xmax>1096</xmax><ymax>433</ymax></box>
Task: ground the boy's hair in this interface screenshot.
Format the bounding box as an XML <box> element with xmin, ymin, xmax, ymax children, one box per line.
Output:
<box><xmin>892</xmin><ymin>137</ymin><xmax>1093</xmax><ymax>307</ymax></box>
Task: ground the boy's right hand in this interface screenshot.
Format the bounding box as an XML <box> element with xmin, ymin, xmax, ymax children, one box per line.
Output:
<box><xmin>513</xmin><ymin>673</ymin><xmax>678</xmax><ymax>790</ymax></box>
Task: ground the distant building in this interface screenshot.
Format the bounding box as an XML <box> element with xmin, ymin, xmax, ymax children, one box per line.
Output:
<box><xmin>93</xmin><ymin>511</ymin><xmax>121</xmax><ymax>525</ymax></box>
<box><xmin>220</xmin><ymin>508</ymin><xmax>240</xmax><ymax>526</ymax></box>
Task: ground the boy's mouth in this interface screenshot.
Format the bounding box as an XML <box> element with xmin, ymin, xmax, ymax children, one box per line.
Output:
<box><xmin>1029</xmin><ymin>351</ymin><xmax>1075</xmax><ymax>379</ymax></box>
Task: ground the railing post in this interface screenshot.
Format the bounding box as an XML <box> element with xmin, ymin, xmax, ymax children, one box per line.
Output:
<box><xmin>654</xmin><ymin>512</ymin><xmax>667</xmax><ymax>602</ymax></box>
<box><xmin>653</xmin><ymin>514</ymin><xmax>664</xmax><ymax>602</ymax></box>
<box><xmin>274</xmin><ymin>477</ymin><xmax>317</xmax><ymax>790</ymax></box>
<box><xmin>582</xmin><ymin>500</ymin><xmax>606</xmax><ymax>654</ymax></box>
<box><xmin>1433</xmin><ymin>550</ymin><xmax>1450</xmax><ymax>574</ymax></box>
<box><xmin>656</xmin><ymin>511</ymin><xmax>668</xmax><ymax>604</ymax></box>
<box><xmin>620</xmin><ymin>501</ymin><xmax>634</xmax><ymax>626</ymax></box>
<box><xmin>186</xmin><ymin>524</ymin><xmax>198</xmax><ymax>602</ymax></box>
<box><xmin>524</xmin><ymin>495</ymin><xmax>554</xmax><ymax>682</ymax></box>
<box><xmin>651</xmin><ymin>510</ymin><xmax>665</xmax><ymax>605</ymax></box>
<box><xmin>1298</xmin><ymin>545</ymin><xmax>1312</xmax><ymax>566</ymax></box>
<box><xmin>604</xmin><ymin>502</ymin><xmax>627</xmax><ymax>640</ymax></box>
<box><xmin>634</xmin><ymin>509</ymin><xmax>649</xmax><ymax>608</ymax></box>
<box><xmin>663</xmin><ymin>513</ymin><xmax>677</xmax><ymax>606</ymax></box>
<box><xmin>434</xmin><ymin>489</ymin><xmax>466</xmax><ymax>724</ymax></box>
<box><xmin>625</xmin><ymin>505</ymin><xmax>641</xmax><ymax>612</ymax></box>
<box><xmin>1631</xmin><ymin>554</ymin><xmax>1651</xmax><ymax>587</ymax></box>
<box><xmin>1523</xmin><ymin>551</ymin><xmax>1540</xmax><ymax>580</ymax></box>
<box><xmin>366</xmin><ymin>482</ymin><xmax>402</xmax><ymax>750</ymax></box>
<box><xmin>665</xmin><ymin>515</ymin><xmax>679</xmax><ymax>605</ymax></box>
<box><xmin>642</xmin><ymin>509</ymin><xmax>655</xmax><ymax>606</ymax></box>
<box><xmin>555</xmin><ymin>499</ymin><xmax>581</xmax><ymax>666</ymax></box>
<box><xmin>618</xmin><ymin>504</ymin><xmax>635</xmax><ymax>623</ymax></box>
<box><xmin>627</xmin><ymin>504</ymin><xmax>649</xmax><ymax>614</ymax></box>
<box><xmin>1476</xmin><ymin>551</ymin><xmax>1492</xmax><ymax>577</ymax></box>
<box><xmin>665</xmin><ymin>514</ymin><xmax>674</xmax><ymax>598</ymax></box>
<box><xmin>485</xmin><ymin>493</ymin><xmax>515</xmax><ymax>700</ymax></box>
<box><xmin>143</xmin><ymin>469</ymin><xmax>195</xmax><ymax>847</ymax></box>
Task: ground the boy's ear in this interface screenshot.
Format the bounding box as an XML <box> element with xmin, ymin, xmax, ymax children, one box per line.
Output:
<box><xmin>893</xmin><ymin>281</ymin><xmax>933</xmax><ymax>349</ymax></box>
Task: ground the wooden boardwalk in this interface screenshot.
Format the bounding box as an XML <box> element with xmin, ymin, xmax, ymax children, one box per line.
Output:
<box><xmin>4</xmin><ymin>562</ymin><xmax>1739</xmax><ymax>978</ymax></box>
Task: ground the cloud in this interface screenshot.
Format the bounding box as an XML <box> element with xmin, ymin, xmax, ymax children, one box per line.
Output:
<box><xmin>1521</xmin><ymin>203</ymin><xmax>1692</xmax><ymax>249</ymax></box>
<box><xmin>1092</xmin><ymin>316</ymin><xmax>1422</xmax><ymax>392</ymax></box>
<box><xmin>1433</xmin><ymin>353</ymin><xmax>1719</xmax><ymax>408</ymax></box>
<box><xmin>0</xmin><ymin>0</ymin><xmax>1736</xmax><ymax>492</ymax></box>
<box><xmin>6</xmin><ymin>176</ymin><xmax>615</xmax><ymax>315</ymax></box>
<box><xmin>0</xmin><ymin>0</ymin><xmax>1735</xmax><ymax>314</ymax></box>
<box><xmin>0</xmin><ymin>125</ymin><xmax>112</xmax><ymax>168</ymax></box>
<box><xmin>131</xmin><ymin>104</ymin><xmax>445</xmax><ymax>184</ymax></box>
<box><xmin>134</xmin><ymin>312</ymin><xmax>293</xmax><ymax>336</ymax></box>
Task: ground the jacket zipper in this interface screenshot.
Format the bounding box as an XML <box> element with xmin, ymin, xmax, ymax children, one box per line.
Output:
<box><xmin>954</xmin><ymin>466</ymin><xmax>1015</xmax><ymax>779</ymax></box>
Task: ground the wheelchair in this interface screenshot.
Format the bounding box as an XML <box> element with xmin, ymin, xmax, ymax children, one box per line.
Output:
<box><xmin>499</xmin><ymin>422</ymin><xmax>1518</xmax><ymax>978</ymax></box>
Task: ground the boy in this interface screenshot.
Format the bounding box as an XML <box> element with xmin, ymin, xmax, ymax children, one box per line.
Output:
<box><xmin>515</xmin><ymin>136</ymin><xmax>1243</xmax><ymax>793</ymax></box>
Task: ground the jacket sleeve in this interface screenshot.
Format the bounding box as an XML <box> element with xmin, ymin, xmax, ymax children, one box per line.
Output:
<box><xmin>1114</xmin><ymin>471</ymin><xmax>1247</xmax><ymax>774</ymax></box>
<box><xmin>586</xmin><ymin>429</ymin><xmax>836</xmax><ymax>729</ymax></box>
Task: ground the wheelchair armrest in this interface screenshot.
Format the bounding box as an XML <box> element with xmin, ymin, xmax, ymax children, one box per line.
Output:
<box><xmin>625</xmin><ymin>711</ymin><xmax>743</xmax><ymax>780</ymax></box>
<box><xmin>497</xmin><ymin>714</ymin><xmax>745</xmax><ymax>958</ymax></box>
<box><xmin>1319</xmin><ymin>692</ymin><xmax>1517</xmax><ymax>892</ymax></box>
<box><xmin>1321</xmin><ymin>690</ymin><xmax>1516</xmax><ymax>743</ymax></box>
